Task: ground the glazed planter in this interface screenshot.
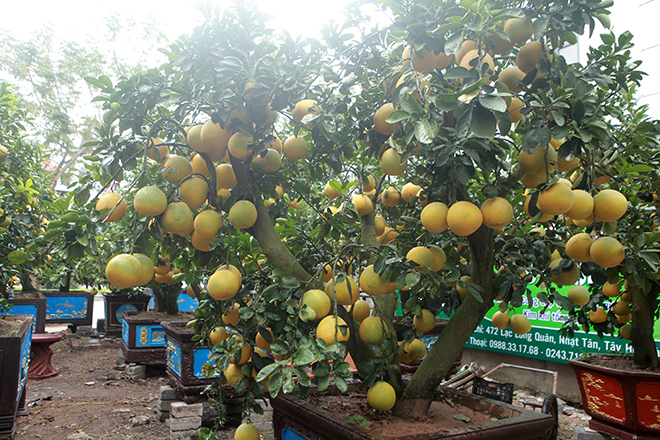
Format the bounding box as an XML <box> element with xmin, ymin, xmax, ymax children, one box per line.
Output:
<box><xmin>120</xmin><ymin>311</ymin><xmax>168</xmax><ymax>364</ymax></box>
<box><xmin>162</xmin><ymin>320</ymin><xmax>222</xmax><ymax>403</ymax></box>
<box><xmin>42</xmin><ymin>290</ymin><xmax>94</xmax><ymax>331</ymax></box>
<box><xmin>570</xmin><ymin>356</ymin><xmax>660</xmax><ymax>440</ymax></box>
<box><xmin>0</xmin><ymin>315</ymin><xmax>33</xmax><ymax>440</ymax></box>
<box><xmin>4</xmin><ymin>291</ymin><xmax>46</xmax><ymax>334</ymax></box>
<box><xmin>102</xmin><ymin>292</ymin><xmax>151</xmax><ymax>337</ymax></box>
<box><xmin>270</xmin><ymin>384</ymin><xmax>556</xmax><ymax>440</ymax></box>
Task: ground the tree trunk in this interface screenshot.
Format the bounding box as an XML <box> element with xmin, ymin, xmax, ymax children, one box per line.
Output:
<box><xmin>631</xmin><ymin>283</ymin><xmax>659</xmax><ymax>369</ymax></box>
<box><xmin>60</xmin><ymin>271</ymin><xmax>72</xmax><ymax>292</ymax></box>
<box><xmin>154</xmin><ymin>284</ymin><xmax>180</xmax><ymax>315</ymax></box>
<box><xmin>394</xmin><ymin>225</ymin><xmax>494</xmax><ymax>417</ymax></box>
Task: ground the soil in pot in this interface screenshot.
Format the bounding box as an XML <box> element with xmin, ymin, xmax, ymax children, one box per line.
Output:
<box><xmin>582</xmin><ymin>354</ymin><xmax>649</xmax><ymax>372</ymax></box>
<box><xmin>0</xmin><ymin>315</ymin><xmax>27</xmax><ymax>336</ymax></box>
<box><xmin>127</xmin><ymin>310</ymin><xmax>195</xmax><ymax>322</ymax></box>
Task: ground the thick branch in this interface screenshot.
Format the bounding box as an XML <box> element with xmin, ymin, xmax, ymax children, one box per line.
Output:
<box><xmin>631</xmin><ymin>283</ymin><xmax>659</xmax><ymax>370</ymax></box>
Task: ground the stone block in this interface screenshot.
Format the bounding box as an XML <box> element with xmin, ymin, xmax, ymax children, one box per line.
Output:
<box><xmin>574</xmin><ymin>427</ymin><xmax>613</xmax><ymax>440</ymax></box>
<box><xmin>125</xmin><ymin>364</ymin><xmax>147</xmax><ymax>379</ymax></box>
<box><xmin>171</xmin><ymin>402</ymin><xmax>204</xmax><ymax>419</ymax></box>
<box><xmin>159</xmin><ymin>399</ymin><xmax>173</xmax><ymax>412</ymax></box>
<box><xmin>159</xmin><ymin>411</ymin><xmax>170</xmax><ymax>422</ymax></box>
<box><xmin>160</xmin><ymin>385</ymin><xmax>179</xmax><ymax>401</ymax></box>
<box><xmin>170</xmin><ymin>429</ymin><xmax>199</xmax><ymax>440</ymax></box>
<box><xmin>202</xmin><ymin>402</ymin><xmax>220</xmax><ymax>427</ymax></box>
<box><xmin>170</xmin><ymin>416</ymin><xmax>201</xmax><ymax>432</ymax></box>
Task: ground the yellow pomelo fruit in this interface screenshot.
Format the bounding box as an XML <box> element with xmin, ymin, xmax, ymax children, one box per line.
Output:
<box><xmin>228</xmin><ymin>132</ymin><xmax>253</xmax><ymax>160</ymax></box>
<box><xmin>519</xmin><ymin>171</ymin><xmax>548</xmax><ymax>189</ymax></box>
<box><xmin>215</xmin><ymin>264</ymin><xmax>242</xmax><ymax>285</ymax></box>
<box><xmin>538</xmin><ymin>183</ymin><xmax>575</xmax><ymax>215</ymax></box>
<box><xmin>590</xmin><ymin>237</ymin><xmax>625</xmax><ymax>268</ymax></box>
<box><xmin>222</xmin><ymin>303</ymin><xmax>240</xmax><ymax>325</ymax></box>
<box><xmin>380</xmin><ymin>148</ymin><xmax>407</xmax><ymax>176</ymax></box>
<box><xmin>456</xmin><ymin>40</ymin><xmax>478</xmax><ymax>65</ymax></box>
<box><xmin>510</xmin><ymin>314</ymin><xmax>532</xmax><ymax>335</ymax></box>
<box><xmin>497</xmin><ymin>66</ymin><xmax>526</xmax><ymax>93</ymax></box>
<box><xmin>243</xmin><ymin>81</ymin><xmax>270</xmax><ymax>106</ymax></box>
<box><xmin>223</xmin><ymin>363</ymin><xmax>244</xmax><ymax>388</ymax></box>
<box><xmin>359</xmin><ymin>264</ymin><xmax>388</xmax><ymax>296</ymax></box>
<box><xmin>617</xmin><ymin>313</ymin><xmax>632</xmax><ymax>324</ymax></box>
<box><xmin>255</xmin><ymin>149</ymin><xmax>282</xmax><ymax>172</ymax></box>
<box><xmin>503</xmin><ymin>18</ymin><xmax>533</xmax><ymax>44</ymax></box>
<box><xmin>228</xmin><ymin>200</ymin><xmax>258</xmax><ymax>229</ymax></box>
<box><xmin>134</xmin><ymin>186</ymin><xmax>168</xmax><ymax>217</ymax></box>
<box><xmin>255</xmin><ymin>328</ymin><xmax>274</xmax><ymax>351</ymax></box>
<box><xmin>352</xmin><ymin>194</ymin><xmax>373</xmax><ymax>217</ymax></box>
<box><xmin>565</xmin><ymin>190</ymin><xmax>594</xmax><ymax>220</ymax></box>
<box><xmin>428</xmin><ymin>245</ymin><xmax>446</xmax><ymax>272</ymax></box>
<box><xmin>160</xmin><ymin>202</ymin><xmax>194</xmax><ymax>235</ymax></box>
<box><xmin>200</xmin><ymin>119</ymin><xmax>231</xmax><ymax>155</ymax></box>
<box><xmin>401</xmin><ymin>182</ymin><xmax>421</xmax><ymax>203</ymax></box>
<box><xmin>292</xmin><ymin>99</ymin><xmax>317</xmax><ymax>124</ymax></box>
<box><xmin>612</xmin><ymin>301</ymin><xmax>631</xmax><ymax>316</ymax></box>
<box><xmin>161</xmin><ymin>155</ymin><xmax>193</xmax><ymax>185</ymax></box>
<box><xmin>186</xmin><ymin>124</ymin><xmax>204</xmax><ymax>152</ymax></box>
<box><xmin>266</xmin><ymin>136</ymin><xmax>283</xmax><ymax>154</ymax></box>
<box><xmin>96</xmin><ymin>192</ymin><xmax>127</xmax><ymax>223</ymax></box>
<box><xmin>154</xmin><ymin>271</ymin><xmax>175</xmax><ymax>284</ymax></box>
<box><xmin>589</xmin><ymin>308</ymin><xmax>608</xmax><ymax>324</ymax></box>
<box><xmin>378</xmin><ymin>226</ymin><xmax>399</xmax><ymax>244</ymax></box>
<box><xmin>105</xmin><ymin>254</ymin><xmax>142</xmax><ymax>289</ymax></box>
<box><xmin>524</xmin><ymin>195</ymin><xmax>553</xmax><ymax>222</ymax></box>
<box><xmin>283</xmin><ymin>136</ymin><xmax>309</xmax><ymax>160</ymax></box>
<box><xmin>517</xmin><ymin>41</ymin><xmax>546</xmax><ymax>73</ymax></box>
<box><xmin>133</xmin><ymin>253</ymin><xmax>155</xmax><ymax>286</ymax></box>
<box><xmin>316</xmin><ymin>315</ymin><xmax>350</xmax><ymax>346</ymax></box>
<box><xmin>602</xmin><ymin>281</ymin><xmax>620</xmax><ymax>298</ymax></box>
<box><xmin>592</xmin><ymin>189</ymin><xmax>628</xmax><ymax>223</ymax></box>
<box><xmin>363</xmin><ymin>175</ymin><xmax>376</xmax><ymax>193</ymax></box>
<box><xmin>207</xmin><ymin>270</ymin><xmax>240</xmax><ymax>301</ymax></box>
<box><xmin>374</xmin><ymin>215</ymin><xmax>386</xmax><ymax>236</ymax></box>
<box><xmin>447</xmin><ymin>201</ymin><xmax>483</xmax><ymax>236</ymax></box>
<box><xmin>459</xmin><ymin>49</ymin><xmax>495</xmax><ymax>75</ymax></box>
<box><xmin>549</xmin><ymin>258</ymin><xmax>580</xmax><ymax>286</ymax></box>
<box><xmin>360</xmin><ymin>316</ymin><xmax>386</xmax><ymax>345</ymax></box>
<box><xmin>491</xmin><ymin>311</ymin><xmax>511</xmax><ymax>330</ymax></box>
<box><xmin>325</xmin><ymin>276</ymin><xmax>359</xmax><ymax>306</ymax></box>
<box><xmin>508</xmin><ymin>97</ymin><xmax>525</xmax><ymax>123</ymax></box>
<box><xmin>228</xmin><ymin>106</ymin><xmax>251</xmax><ymax>126</ymax></box>
<box><xmin>209</xmin><ymin>326</ymin><xmax>229</xmax><ymax>345</ymax></box>
<box><xmin>414</xmin><ymin>309</ymin><xmax>436</xmax><ymax>333</ymax></box>
<box><xmin>215</xmin><ymin>163</ymin><xmax>237</xmax><ymax>190</ymax></box>
<box><xmin>565</xmin><ymin>233</ymin><xmax>594</xmax><ymax>263</ymax></box>
<box><xmin>621</xmin><ymin>290</ymin><xmax>632</xmax><ymax>303</ymax></box>
<box><xmin>457</xmin><ymin>275</ymin><xmax>470</xmax><ymax>301</ymax></box>
<box><xmin>519</xmin><ymin>146</ymin><xmax>557</xmax><ymax>175</ymax></box>
<box><xmin>301</xmin><ymin>289</ymin><xmax>331</xmax><ymax>320</ymax></box>
<box><xmin>395</xmin><ymin>71</ymin><xmax>430</xmax><ymax>100</ymax></box>
<box><xmin>190</xmin><ymin>153</ymin><xmax>211</xmax><ymax>177</ymax></box>
<box><xmin>154</xmin><ymin>260</ymin><xmax>170</xmax><ymax>275</ymax></box>
<box><xmin>619</xmin><ymin>324</ymin><xmax>632</xmax><ymax>340</ymax></box>
<box><xmin>323</xmin><ymin>183</ymin><xmax>341</xmax><ymax>199</ymax></box>
<box><xmin>348</xmin><ymin>299</ymin><xmax>370</xmax><ymax>323</ymax></box>
<box><xmin>402</xmin><ymin>46</ymin><xmax>443</xmax><ymax>74</ymax></box>
<box><xmin>382</xmin><ymin>186</ymin><xmax>402</xmax><ymax>206</ymax></box>
<box><xmin>146</xmin><ymin>137</ymin><xmax>168</xmax><ymax>162</ymax></box>
<box><xmin>191</xmin><ymin>230</ymin><xmax>213</xmax><ymax>251</ymax></box>
<box><xmin>420</xmin><ymin>202</ymin><xmax>449</xmax><ymax>233</ymax></box>
<box><xmin>179</xmin><ymin>177</ymin><xmax>208</xmax><ymax>208</ymax></box>
<box><xmin>194</xmin><ymin>209</ymin><xmax>222</xmax><ymax>237</ymax></box>
<box><xmin>567</xmin><ymin>285</ymin><xmax>590</xmax><ymax>306</ymax></box>
<box><xmin>374</xmin><ymin>103</ymin><xmax>396</xmax><ymax>136</ymax></box>
<box><xmin>322</xmin><ymin>264</ymin><xmax>333</xmax><ymax>283</ymax></box>
<box><xmin>481</xmin><ymin>197</ymin><xmax>513</xmax><ymax>229</ymax></box>
<box><xmin>403</xmin><ymin>338</ymin><xmax>427</xmax><ymax>361</ymax></box>
<box><xmin>558</xmin><ymin>155</ymin><xmax>581</xmax><ymax>172</ymax></box>
<box><xmin>406</xmin><ymin>246</ymin><xmax>435</xmax><ymax>272</ymax></box>
<box><xmin>367</xmin><ymin>381</ymin><xmax>396</xmax><ymax>412</ymax></box>
<box><xmin>231</xmin><ymin>338</ymin><xmax>252</xmax><ymax>365</ymax></box>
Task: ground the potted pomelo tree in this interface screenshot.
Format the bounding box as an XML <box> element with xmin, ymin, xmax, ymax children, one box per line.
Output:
<box><xmin>82</xmin><ymin>0</ymin><xmax>660</xmax><ymax>438</ymax></box>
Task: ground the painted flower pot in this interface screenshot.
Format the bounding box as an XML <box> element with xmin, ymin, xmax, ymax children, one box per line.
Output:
<box><xmin>41</xmin><ymin>290</ymin><xmax>94</xmax><ymax>332</ymax></box>
<box><xmin>102</xmin><ymin>292</ymin><xmax>151</xmax><ymax>337</ymax></box>
<box><xmin>0</xmin><ymin>315</ymin><xmax>33</xmax><ymax>440</ymax></box>
<box><xmin>4</xmin><ymin>291</ymin><xmax>46</xmax><ymax>334</ymax></box>
<box><xmin>161</xmin><ymin>320</ymin><xmax>222</xmax><ymax>403</ymax></box>
<box><xmin>570</xmin><ymin>356</ymin><xmax>660</xmax><ymax>440</ymax></box>
<box><xmin>120</xmin><ymin>311</ymin><xmax>168</xmax><ymax>364</ymax></box>
<box><xmin>270</xmin><ymin>384</ymin><xmax>556</xmax><ymax>440</ymax></box>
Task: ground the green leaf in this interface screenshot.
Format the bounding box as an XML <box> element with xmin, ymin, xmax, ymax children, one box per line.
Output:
<box><xmin>399</xmin><ymin>94</ymin><xmax>421</xmax><ymax>115</ymax></box>
<box><xmin>334</xmin><ymin>375</ymin><xmax>348</xmax><ymax>393</ymax></box>
<box><xmin>572</xmin><ymin>100</ymin><xmax>586</xmax><ymax>123</ymax></box>
<box><xmin>521</xmin><ymin>126</ymin><xmax>551</xmax><ymax>154</ymax></box>
<box><xmin>292</xmin><ymin>347</ymin><xmax>315</xmax><ymax>366</ymax></box>
<box><xmin>435</xmin><ymin>94</ymin><xmax>461</xmax><ymax>111</ymax></box>
<box><xmin>471</xmin><ymin>105</ymin><xmax>496</xmax><ymax>139</ymax></box>
<box><xmin>317</xmin><ymin>374</ymin><xmax>330</xmax><ymax>391</ymax></box>
<box><xmin>414</xmin><ymin>119</ymin><xmax>438</xmax><ymax>144</ymax></box>
<box><xmin>8</xmin><ymin>250</ymin><xmax>30</xmax><ymax>264</ymax></box>
<box><xmin>478</xmin><ymin>95</ymin><xmax>507</xmax><ymax>113</ymax></box>
<box><xmin>386</xmin><ymin>110</ymin><xmax>411</xmax><ymax>124</ymax></box>
<box><xmin>453</xmin><ymin>414</ymin><xmax>470</xmax><ymax>422</ymax></box>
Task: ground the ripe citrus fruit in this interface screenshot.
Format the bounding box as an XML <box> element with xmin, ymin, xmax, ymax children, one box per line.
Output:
<box><xmin>96</xmin><ymin>192</ymin><xmax>127</xmax><ymax>223</ymax></box>
<box><xmin>360</xmin><ymin>316</ymin><xmax>386</xmax><ymax>345</ymax></box>
<box><xmin>194</xmin><ymin>209</ymin><xmax>222</xmax><ymax>237</ymax></box>
<box><xmin>161</xmin><ymin>154</ymin><xmax>193</xmax><ymax>185</ymax></box>
<box><xmin>565</xmin><ymin>190</ymin><xmax>594</xmax><ymax>220</ymax></box>
<box><xmin>215</xmin><ymin>264</ymin><xmax>242</xmax><ymax>285</ymax></box>
<box><xmin>228</xmin><ymin>132</ymin><xmax>253</xmax><ymax>160</ymax></box>
<box><xmin>133</xmin><ymin>253</ymin><xmax>155</xmax><ymax>286</ymax></box>
<box><xmin>589</xmin><ymin>308</ymin><xmax>608</xmax><ymax>324</ymax></box>
<box><xmin>255</xmin><ymin>328</ymin><xmax>274</xmax><ymax>351</ymax></box>
<box><xmin>222</xmin><ymin>303</ymin><xmax>240</xmax><ymax>325</ymax></box>
<box><xmin>401</xmin><ymin>182</ymin><xmax>421</xmax><ymax>203</ymax></box>
<box><xmin>380</xmin><ymin>148</ymin><xmax>406</xmax><ymax>176</ymax></box>
<box><xmin>160</xmin><ymin>201</ymin><xmax>194</xmax><ymax>235</ymax></box>
<box><xmin>316</xmin><ymin>315</ymin><xmax>350</xmax><ymax>346</ymax></box>
<box><xmin>215</xmin><ymin>163</ymin><xmax>237</xmax><ymax>189</ymax></box>
<box><xmin>367</xmin><ymin>381</ymin><xmax>396</xmax><ymax>412</ymax></box>
<box><xmin>459</xmin><ymin>49</ymin><xmax>494</xmax><ymax>75</ymax></box>
<box><xmin>592</xmin><ymin>189</ymin><xmax>628</xmax><ymax>222</ymax></box>
<box><xmin>186</xmin><ymin>124</ymin><xmax>204</xmax><ymax>151</ymax></box>
<box><xmin>602</xmin><ymin>281</ymin><xmax>620</xmax><ymax>298</ymax></box>
<box><xmin>497</xmin><ymin>66</ymin><xmax>525</xmax><ymax>93</ymax></box>
<box><xmin>223</xmin><ymin>363</ymin><xmax>245</xmax><ymax>388</ymax></box>
<box><xmin>207</xmin><ymin>269</ymin><xmax>241</xmax><ymax>301</ymax></box>
<box><xmin>428</xmin><ymin>245</ymin><xmax>446</xmax><ymax>272</ymax></box>
<box><xmin>191</xmin><ymin>230</ymin><xmax>213</xmax><ymax>251</ymax></box>
<box><xmin>134</xmin><ymin>186</ymin><xmax>167</xmax><ymax>216</ymax></box>
<box><xmin>402</xmin><ymin>338</ymin><xmax>427</xmax><ymax>361</ymax></box>
<box><xmin>565</xmin><ymin>233</ymin><xmax>594</xmax><ymax>263</ymax></box>
<box><xmin>323</xmin><ymin>182</ymin><xmax>341</xmax><ymax>199</ymax></box>
<box><xmin>446</xmin><ymin>201</ymin><xmax>483</xmax><ymax>236</ymax></box>
<box><xmin>510</xmin><ymin>314</ymin><xmax>531</xmax><ymax>335</ymax></box>
<box><xmin>538</xmin><ymin>183</ymin><xmax>575</xmax><ymax>215</ymax></box>
<box><xmin>283</xmin><ymin>136</ymin><xmax>309</xmax><ymax>160</ymax></box>
<box><xmin>567</xmin><ymin>285</ymin><xmax>590</xmax><ymax>306</ymax></box>
<box><xmin>209</xmin><ymin>326</ymin><xmax>229</xmax><ymax>345</ymax></box>
<box><xmin>456</xmin><ymin>40</ymin><xmax>478</xmax><ymax>65</ymax></box>
<box><xmin>352</xmin><ymin>194</ymin><xmax>373</xmax><ymax>216</ymax></box>
<box><xmin>420</xmin><ymin>202</ymin><xmax>449</xmax><ymax>233</ymax></box>
<box><xmin>363</xmin><ymin>174</ymin><xmax>376</xmax><ymax>192</ymax></box>
<box><xmin>190</xmin><ymin>153</ymin><xmax>211</xmax><ymax>176</ymax></box>
<box><xmin>359</xmin><ymin>264</ymin><xmax>388</xmax><ymax>296</ymax></box>
<box><xmin>179</xmin><ymin>176</ymin><xmax>208</xmax><ymax>208</ymax></box>
<box><xmin>146</xmin><ymin>137</ymin><xmax>167</xmax><ymax>161</ymax></box>
<box><xmin>348</xmin><ymin>299</ymin><xmax>370</xmax><ymax>323</ymax></box>
<box><xmin>325</xmin><ymin>276</ymin><xmax>359</xmax><ymax>306</ymax></box>
<box><xmin>612</xmin><ymin>301</ymin><xmax>631</xmax><ymax>316</ymax></box>
<box><xmin>374</xmin><ymin>215</ymin><xmax>386</xmax><ymax>236</ymax></box>
<box><xmin>503</xmin><ymin>18</ymin><xmax>532</xmax><ymax>44</ymax></box>
<box><xmin>519</xmin><ymin>146</ymin><xmax>557</xmax><ymax>175</ymax></box>
<box><xmin>200</xmin><ymin>119</ymin><xmax>231</xmax><ymax>155</ymax></box>
<box><xmin>374</xmin><ymin>103</ymin><xmax>396</xmax><ymax>136</ymax></box>
<box><xmin>549</xmin><ymin>258</ymin><xmax>580</xmax><ymax>286</ymax></box>
<box><xmin>301</xmin><ymin>289</ymin><xmax>331</xmax><ymax>320</ymax></box>
<box><xmin>378</xmin><ymin>226</ymin><xmax>399</xmax><ymax>244</ymax></box>
<box><xmin>382</xmin><ymin>186</ymin><xmax>402</xmax><ymax>206</ymax></box>
<box><xmin>619</xmin><ymin>324</ymin><xmax>632</xmax><ymax>340</ymax></box>
<box><xmin>414</xmin><ymin>309</ymin><xmax>436</xmax><ymax>333</ymax></box>
<box><xmin>228</xmin><ymin>200</ymin><xmax>258</xmax><ymax>229</ymax></box>
<box><xmin>406</xmin><ymin>246</ymin><xmax>435</xmax><ymax>272</ymax></box>
<box><xmin>105</xmin><ymin>254</ymin><xmax>142</xmax><ymax>289</ymax></box>
<box><xmin>481</xmin><ymin>197</ymin><xmax>513</xmax><ymax>229</ymax></box>
<box><xmin>254</xmin><ymin>149</ymin><xmax>282</xmax><ymax>172</ymax></box>
<box><xmin>292</xmin><ymin>99</ymin><xmax>317</xmax><ymax>124</ymax></box>
<box><xmin>590</xmin><ymin>236</ymin><xmax>625</xmax><ymax>268</ymax></box>
<box><xmin>491</xmin><ymin>311</ymin><xmax>511</xmax><ymax>330</ymax></box>
<box><xmin>517</xmin><ymin>41</ymin><xmax>546</xmax><ymax>73</ymax></box>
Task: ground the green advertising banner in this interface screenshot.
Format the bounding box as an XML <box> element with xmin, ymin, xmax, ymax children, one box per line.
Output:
<box><xmin>462</xmin><ymin>285</ymin><xmax>660</xmax><ymax>364</ymax></box>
